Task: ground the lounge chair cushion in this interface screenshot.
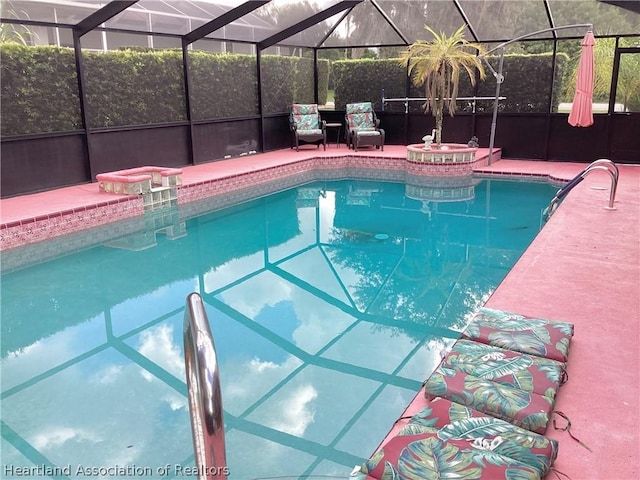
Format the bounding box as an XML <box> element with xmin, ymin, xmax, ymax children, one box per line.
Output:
<box><xmin>344</xmin><ymin>102</ymin><xmax>384</xmax><ymax>151</ymax></box>
<box><xmin>347</xmin><ymin>112</ymin><xmax>376</xmax><ymax>130</ymax></box>
<box><xmin>291</xmin><ymin>114</ymin><xmax>320</xmax><ymax>132</ymax></box>
<box><xmin>345</xmin><ymin>102</ymin><xmax>373</xmax><ymax>114</ymax></box>
<box><xmin>290</xmin><ymin>103</ymin><xmax>326</xmax><ymax>151</ymax></box>
<box><xmin>296</xmin><ymin>129</ymin><xmax>323</xmax><ymax>135</ymax></box>
<box><xmin>345</xmin><ymin>102</ymin><xmax>377</xmax><ymax>131</ymax></box>
<box><xmin>462</xmin><ymin>307</ymin><xmax>574</xmax><ymax>362</ymax></box>
<box><xmin>442</xmin><ymin>339</ymin><xmax>565</xmax><ymax>400</ymax></box>
<box><xmin>359</xmin><ymin>397</ymin><xmax>558</xmax><ymax>480</ymax></box>
<box><xmin>424</xmin><ymin>366</ymin><xmax>554</xmax><ymax>434</ymax></box>
<box><xmin>292</xmin><ymin>103</ymin><xmax>319</xmax><ymax>115</ymax></box>
<box><xmin>355</xmin><ymin>129</ymin><xmax>381</xmax><ymax>136</ymax></box>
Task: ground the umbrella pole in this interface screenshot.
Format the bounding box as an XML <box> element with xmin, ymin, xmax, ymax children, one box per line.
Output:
<box><xmin>480</xmin><ymin>23</ymin><xmax>593</xmax><ymax>165</ymax></box>
<box><xmin>487</xmin><ymin>51</ymin><xmax>505</xmax><ymax>166</ymax></box>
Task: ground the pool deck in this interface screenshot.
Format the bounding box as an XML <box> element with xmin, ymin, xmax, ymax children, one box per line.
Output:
<box><xmin>1</xmin><ymin>145</ymin><xmax>639</xmax><ymax>479</ymax></box>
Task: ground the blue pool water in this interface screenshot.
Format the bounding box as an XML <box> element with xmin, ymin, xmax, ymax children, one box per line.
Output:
<box><xmin>0</xmin><ymin>177</ymin><xmax>556</xmax><ymax>479</ymax></box>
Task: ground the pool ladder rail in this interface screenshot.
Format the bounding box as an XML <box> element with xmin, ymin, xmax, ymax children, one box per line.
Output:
<box><xmin>543</xmin><ymin>159</ymin><xmax>619</xmax><ymax>220</ymax></box>
<box><xmin>184</xmin><ymin>293</ymin><xmax>228</xmax><ymax>480</ymax></box>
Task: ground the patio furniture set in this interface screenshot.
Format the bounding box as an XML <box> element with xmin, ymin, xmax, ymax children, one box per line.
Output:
<box><xmin>289</xmin><ymin>102</ymin><xmax>385</xmax><ymax>152</ymax></box>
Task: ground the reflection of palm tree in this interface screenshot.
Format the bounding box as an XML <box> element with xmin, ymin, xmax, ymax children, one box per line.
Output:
<box><xmin>400</xmin><ymin>25</ymin><xmax>486</xmax><ymax>145</ymax></box>
<box><xmin>327</xmin><ymin>225</ymin><xmax>482</xmax><ymax>330</ymax></box>
<box><xmin>396</xmin><ymin>252</ymin><xmax>452</xmax><ymax>303</ymax></box>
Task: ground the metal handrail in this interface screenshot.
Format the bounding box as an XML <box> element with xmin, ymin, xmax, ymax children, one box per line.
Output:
<box><xmin>544</xmin><ymin>159</ymin><xmax>619</xmax><ymax>219</ymax></box>
<box><xmin>184</xmin><ymin>292</ymin><xmax>228</xmax><ymax>480</ymax></box>
<box><xmin>381</xmin><ymin>91</ymin><xmax>506</xmax><ymax>113</ymax></box>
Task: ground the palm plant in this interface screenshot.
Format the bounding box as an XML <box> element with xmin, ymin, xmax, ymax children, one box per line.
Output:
<box><xmin>0</xmin><ymin>1</ymin><xmax>37</xmax><ymax>45</ymax></box>
<box><xmin>400</xmin><ymin>25</ymin><xmax>487</xmax><ymax>146</ymax></box>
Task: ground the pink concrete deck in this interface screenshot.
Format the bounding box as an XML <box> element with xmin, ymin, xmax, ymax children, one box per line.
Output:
<box><xmin>377</xmin><ymin>158</ymin><xmax>640</xmax><ymax>480</ymax></box>
<box><xmin>0</xmin><ymin>145</ymin><xmax>470</xmax><ymax>224</ymax></box>
<box><xmin>486</xmin><ymin>159</ymin><xmax>639</xmax><ymax>480</ymax></box>
<box><xmin>1</xmin><ymin>145</ymin><xmax>638</xmax><ymax>479</ymax></box>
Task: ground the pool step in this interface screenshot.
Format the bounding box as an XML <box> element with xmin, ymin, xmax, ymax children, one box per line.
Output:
<box><xmin>104</xmin><ymin>204</ymin><xmax>186</xmax><ymax>251</ymax></box>
<box><xmin>143</xmin><ymin>186</ymin><xmax>177</xmax><ymax>211</ymax></box>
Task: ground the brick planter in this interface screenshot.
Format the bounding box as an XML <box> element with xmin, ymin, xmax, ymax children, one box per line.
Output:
<box><xmin>407</xmin><ymin>143</ymin><xmax>478</xmax><ymax>176</ymax></box>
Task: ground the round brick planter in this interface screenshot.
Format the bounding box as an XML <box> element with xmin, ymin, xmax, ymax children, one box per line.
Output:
<box><xmin>407</xmin><ymin>143</ymin><xmax>478</xmax><ymax>164</ymax></box>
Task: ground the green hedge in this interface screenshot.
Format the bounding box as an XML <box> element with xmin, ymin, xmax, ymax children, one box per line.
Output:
<box><xmin>189</xmin><ymin>52</ymin><xmax>258</xmax><ymax>120</ymax></box>
<box><xmin>333</xmin><ymin>58</ymin><xmax>406</xmax><ymax>111</ymax></box>
<box><xmin>317</xmin><ymin>59</ymin><xmax>329</xmax><ymax>105</ymax></box>
<box><xmin>261</xmin><ymin>54</ymin><xmax>298</xmax><ymax>114</ymax></box>
<box><xmin>261</xmin><ymin>56</ymin><xmax>330</xmax><ymax>114</ymax></box>
<box><xmin>476</xmin><ymin>53</ymin><xmax>570</xmax><ymax>113</ymax></box>
<box><xmin>1</xmin><ymin>43</ymin><xmax>567</xmax><ymax>137</ymax></box>
<box><xmin>1</xmin><ymin>44</ymin><xmax>82</xmax><ymax>135</ymax></box>
<box><xmin>1</xmin><ymin>44</ymin><xmax>331</xmax><ymax>135</ymax></box>
<box><xmin>333</xmin><ymin>53</ymin><xmax>570</xmax><ymax>114</ymax></box>
<box><xmin>82</xmin><ymin>48</ymin><xmax>186</xmax><ymax>127</ymax></box>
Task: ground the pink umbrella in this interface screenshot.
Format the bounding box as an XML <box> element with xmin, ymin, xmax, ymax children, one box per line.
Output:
<box><xmin>568</xmin><ymin>31</ymin><xmax>596</xmax><ymax>127</ymax></box>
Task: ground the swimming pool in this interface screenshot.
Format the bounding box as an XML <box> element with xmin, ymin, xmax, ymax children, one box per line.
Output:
<box><xmin>0</xmin><ymin>177</ymin><xmax>557</xmax><ymax>479</ymax></box>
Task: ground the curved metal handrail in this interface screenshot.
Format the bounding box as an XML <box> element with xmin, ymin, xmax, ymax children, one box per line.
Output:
<box><xmin>184</xmin><ymin>292</ymin><xmax>227</xmax><ymax>480</ymax></box>
<box><xmin>544</xmin><ymin>159</ymin><xmax>619</xmax><ymax>219</ymax></box>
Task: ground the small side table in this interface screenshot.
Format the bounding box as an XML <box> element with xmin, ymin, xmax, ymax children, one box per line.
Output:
<box><xmin>325</xmin><ymin>123</ymin><xmax>342</xmax><ymax>148</ymax></box>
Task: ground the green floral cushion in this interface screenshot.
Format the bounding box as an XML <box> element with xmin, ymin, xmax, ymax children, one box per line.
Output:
<box><xmin>292</xmin><ymin>103</ymin><xmax>319</xmax><ymax>115</ymax></box>
<box><xmin>346</xmin><ymin>112</ymin><xmax>376</xmax><ymax>130</ymax></box>
<box><xmin>462</xmin><ymin>307</ymin><xmax>574</xmax><ymax>362</ymax></box>
<box><xmin>345</xmin><ymin>102</ymin><xmax>380</xmax><ymax>133</ymax></box>
<box><xmin>346</xmin><ymin>102</ymin><xmax>373</xmax><ymax>114</ymax></box>
<box><xmin>443</xmin><ymin>339</ymin><xmax>565</xmax><ymax>400</ymax></box>
<box><xmin>291</xmin><ymin>113</ymin><xmax>319</xmax><ymax>131</ymax></box>
<box><xmin>359</xmin><ymin>397</ymin><xmax>558</xmax><ymax>480</ymax></box>
<box><xmin>424</xmin><ymin>367</ymin><xmax>554</xmax><ymax>435</ymax></box>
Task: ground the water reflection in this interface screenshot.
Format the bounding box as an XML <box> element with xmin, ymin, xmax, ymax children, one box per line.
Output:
<box><xmin>406</xmin><ymin>175</ymin><xmax>480</xmax><ymax>202</ymax></box>
<box><xmin>0</xmin><ymin>178</ymin><xmax>556</xmax><ymax>478</ymax></box>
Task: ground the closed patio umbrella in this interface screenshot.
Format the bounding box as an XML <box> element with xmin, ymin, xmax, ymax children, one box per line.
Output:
<box><xmin>568</xmin><ymin>30</ymin><xmax>596</xmax><ymax>127</ymax></box>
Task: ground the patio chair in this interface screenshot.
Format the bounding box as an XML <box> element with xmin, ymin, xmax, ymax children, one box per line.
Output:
<box><xmin>345</xmin><ymin>102</ymin><xmax>385</xmax><ymax>151</ymax></box>
<box><xmin>290</xmin><ymin>104</ymin><xmax>327</xmax><ymax>151</ymax></box>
